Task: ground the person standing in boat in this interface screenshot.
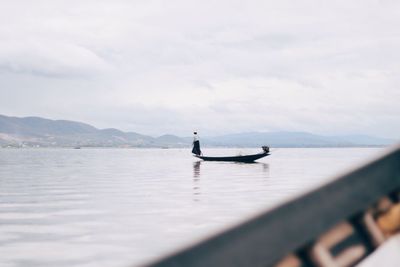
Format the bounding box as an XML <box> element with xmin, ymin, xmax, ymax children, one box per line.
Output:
<box><xmin>192</xmin><ymin>132</ymin><xmax>202</xmax><ymax>156</ymax></box>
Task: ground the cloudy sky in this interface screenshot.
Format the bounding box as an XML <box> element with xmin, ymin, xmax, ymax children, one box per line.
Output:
<box><xmin>0</xmin><ymin>0</ymin><xmax>399</xmax><ymax>138</ymax></box>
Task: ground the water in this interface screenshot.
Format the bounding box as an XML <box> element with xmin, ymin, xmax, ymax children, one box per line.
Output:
<box><xmin>0</xmin><ymin>147</ymin><xmax>383</xmax><ymax>267</ymax></box>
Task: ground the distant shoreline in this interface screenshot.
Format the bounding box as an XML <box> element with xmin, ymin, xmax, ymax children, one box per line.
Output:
<box><xmin>0</xmin><ymin>114</ymin><xmax>396</xmax><ymax>148</ymax></box>
<box><xmin>0</xmin><ymin>145</ymin><xmax>388</xmax><ymax>149</ymax></box>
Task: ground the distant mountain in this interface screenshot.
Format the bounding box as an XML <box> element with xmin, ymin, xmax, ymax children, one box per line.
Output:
<box><xmin>0</xmin><ymin>115</ymin><xmax>97</xmax><ymax>136</ymax></box>
<box><xmin>0</xmin><ymin>115</ymin><xmax>159</xmax><ymax>148</ymax></box>
<box><xmin>155</xmin><ymin>134</ymin><xmax>188</xmax><ymax>147</ymax></box>
<box><xmin>202</xmin><ymin>132</ymin><xmax>395</xmax><ymax>147</ymax></box>
<box><xmin>0</xmin><ymin>115</ymin><xmax>395</xmax><ymax>148</ymax></box>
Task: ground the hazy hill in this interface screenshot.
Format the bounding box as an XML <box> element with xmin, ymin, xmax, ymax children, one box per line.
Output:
<box><xmin>0</xmin><ymin>115</ymin><xmax>156</xmax><ymax>147</ymax></box>
<box><xmin>0</xmin><ymin>115</ymin><xmax>395</xmax><ymax>147</ymax></box>
<box><xmin>155</xmin><ymin>134</ymin><xmax>188</xmax><ymax>147</ymax></box>
<box><xmin>0</xmin><ymin>115</ymin><xmax>97</xmax><ymax>136</ymax></box>
<box><xmin>202</xmin><ymin>132</ymin><xmax>394</xmax><ymax>147</ymax></box>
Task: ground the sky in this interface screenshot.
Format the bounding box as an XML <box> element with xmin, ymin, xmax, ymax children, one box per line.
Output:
<box><xmin>0</xmin><ymin>0</ymin><xmax>399</xmax><ymax>138</ymax></box>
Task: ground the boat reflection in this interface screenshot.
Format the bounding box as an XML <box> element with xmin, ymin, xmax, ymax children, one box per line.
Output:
<box><xmin>192</xmin><ymin>161</ymin><xmax>270</xmax><ymax>201</ymax></box>
<box><xmin>261</xmin><ymin>162</ymin><xmax>270</xmax><ymax>176</ymax></box>
<box><xmin>192</xmin><ymin>161</ymin><xmax>201</xmax><ymax>201</ymax></box>
<box><xmin>193</xmin><ymin>161</ymin><xmax>201</xmax><ymax>179</ymax></box>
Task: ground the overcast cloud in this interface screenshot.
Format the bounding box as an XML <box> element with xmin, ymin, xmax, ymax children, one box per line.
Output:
<box><xmin>0</xmin><ymin>0</ymin><xmax>399</xmax><ymax>138</ymax></box>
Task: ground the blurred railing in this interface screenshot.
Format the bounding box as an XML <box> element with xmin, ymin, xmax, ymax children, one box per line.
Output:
<box><xmin>143</xmin><ymin>145</ymin><xmax>400</xmax><ymax>267</ymax></box>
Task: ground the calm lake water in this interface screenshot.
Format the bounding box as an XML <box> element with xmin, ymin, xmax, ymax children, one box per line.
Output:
<box><xmin>0</xmin><ymin>147</ymin><xmax>384</xmax><ymax>267</ymax></box>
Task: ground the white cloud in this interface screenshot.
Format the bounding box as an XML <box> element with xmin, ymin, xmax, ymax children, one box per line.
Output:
<box><xmin>0</xmin><ymin>0</ymin><xmax>399</xmax><ymax>138</ymax></box>
<box><xmin>0</xmin><ymin>40</ymin><xmax>111</xmax><ymax>77</ymax></box>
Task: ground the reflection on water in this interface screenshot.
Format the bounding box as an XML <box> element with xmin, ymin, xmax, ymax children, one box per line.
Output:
<box><xmin>0</xmin><ymin>148</ymin><xmax>382</xmax><ymax>267</ymax></box>
<box><xmin>262</xmin><ymin>162</ymin><xmax>270</xmax><ymax>175</ymax></box>
<box><xmin>192</xmin><ymin>160</ymin><xmax>270</xmax><ymax>202</ymax></box>
<box><xmin>193</xmin><ymin>160</ymin><xmax>269</xmax><ymax>179</ymax></box>
<box><xmin>193</xmin><ymin>161</ymin><xmax>201</xmax><ymax>179</ymax></box>
<box><xmin>192</xmin><ymin>161</ymin><xmax>201</xmax><ymax>201</ymax></box>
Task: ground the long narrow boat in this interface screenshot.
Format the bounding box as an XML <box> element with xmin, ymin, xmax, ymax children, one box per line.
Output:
<box><xmin>194</xmin><ymin>146</ymin><xmax>270</xmax><ymax>163</ymax></box>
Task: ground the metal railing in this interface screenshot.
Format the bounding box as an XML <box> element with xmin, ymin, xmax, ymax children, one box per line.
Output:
<box><xmin>144</xmin><ymin>145</ymin><xmax>400</xmax><ymax>267</ymax></box>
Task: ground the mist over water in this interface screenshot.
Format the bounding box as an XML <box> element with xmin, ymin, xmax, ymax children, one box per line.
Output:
<box><xmin>0</xmin><ymin>147</ymin><xmax>382</xmax><ymax>267</ymax></box>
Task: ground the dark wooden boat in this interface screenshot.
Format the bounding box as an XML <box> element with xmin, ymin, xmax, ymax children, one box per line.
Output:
<box><xmin>194</xmin><ymin>146</ymin><xmax>270</xmax><ymax>163</ymax></box>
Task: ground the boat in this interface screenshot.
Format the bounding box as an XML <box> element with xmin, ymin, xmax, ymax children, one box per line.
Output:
<box><xmin>191</xmin><ymin>132</ymin><xmax>270</xmax><ymax>162</ymax></box>
<box><xmin>194</xmin><ymin>144</ymin><xmax>270</xmax><ymax>163</ymax></box>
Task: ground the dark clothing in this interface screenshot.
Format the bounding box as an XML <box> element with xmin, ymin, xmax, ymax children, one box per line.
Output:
<box><xmin>192</xmin><ymin>140</ymin><xmax>202</xmax><ymax>155</ymax></box>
